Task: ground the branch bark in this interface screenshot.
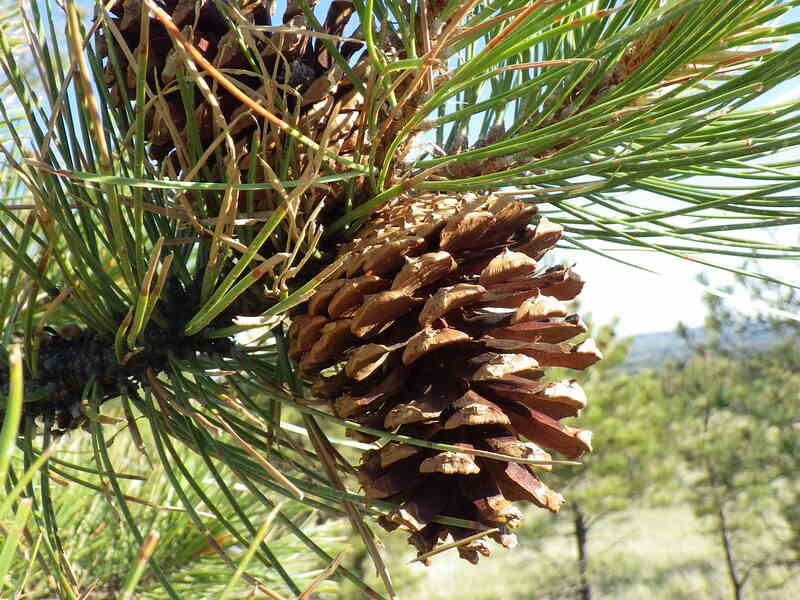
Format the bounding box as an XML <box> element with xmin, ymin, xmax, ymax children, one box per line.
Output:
<box><xmin>717</xmin><ymin>502</ymin><xmax>745</xmax><ymax>600</ymax></box>
<box><xmin>574</xmin><ymin>503</ymin><xmax>592</xmax><ymax>600</ymax></box>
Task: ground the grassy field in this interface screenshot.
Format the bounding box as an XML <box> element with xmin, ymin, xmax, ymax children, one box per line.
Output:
<box><xmin>350</xmin><ymin>506</ymin><xmax>800</xmax><ymax>600</ymax></box>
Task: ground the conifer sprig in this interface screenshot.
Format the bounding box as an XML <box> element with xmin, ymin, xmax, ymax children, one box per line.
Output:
<box><xmin>0</xmin><ymin>0</ymin><xmax>798</xmax><ymax>596</ymax></box>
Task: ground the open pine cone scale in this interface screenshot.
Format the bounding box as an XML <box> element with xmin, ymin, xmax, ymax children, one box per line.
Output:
<box><xmin>289</xmin><ymin>193</ymin><xmax>602</xmax><ymax>563</ymax></box>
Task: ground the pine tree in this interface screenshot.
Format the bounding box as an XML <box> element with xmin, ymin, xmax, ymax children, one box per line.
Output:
<box><xmin>539</xmin><ymin>320</ymin><xmax>670</xmax><ymax>600</ymax></box>
<box><xmin>668</xmin><ymin>288</ymin><xmax>800</xmax><ymax>600</ymax></box>
<box><xmin>1</xmin><ymin>1</ymin><xmax>800</xmax><ymax>597</ymax></box>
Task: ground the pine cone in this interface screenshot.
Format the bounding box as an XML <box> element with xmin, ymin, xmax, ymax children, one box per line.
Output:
<box><xmin>290</xmin><ymin>193</ymin><xmax>602</xmax><ymax>562</ymax></box>
<box><xmin>98</xmin><ymin>1</ymin><xmax>363</xmax><ymax>179</ymax></box>
<box><xmin>96</xmin><ymin>1</ymin><xmax>412</xmax><ymax>173</ymax></box>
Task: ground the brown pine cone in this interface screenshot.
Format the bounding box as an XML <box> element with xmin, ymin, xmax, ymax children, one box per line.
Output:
<box><xmin>289</xmin><ymin>193</ymin><xmax>601</xmax><ymax>563</ymax></box>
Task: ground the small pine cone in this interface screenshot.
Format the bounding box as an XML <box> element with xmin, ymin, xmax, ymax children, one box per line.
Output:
<box><xmin>290</xmin><ymin>193</ymin><xmax>602</xmax><ymax>562</ymax></box>
<box><xmin>97</xmin><ymin>1</ymin><xmax>361</xmax><ymax>163</ymax></box>
<box><xmin>97</xmin><ymin>2</ymin><xmax>443</xmax><ymax>212</ymax></box>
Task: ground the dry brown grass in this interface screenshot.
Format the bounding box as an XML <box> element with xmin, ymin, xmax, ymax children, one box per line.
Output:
<box><xmin>350</xmin><ymin>506</ymin><xmax>800</xmax><ymax>600</ymax></box>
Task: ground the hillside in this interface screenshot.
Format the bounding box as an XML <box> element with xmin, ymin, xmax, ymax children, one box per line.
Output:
<box><xmin>622</xmin><ymin>322</ymin><xmax>787</xmax><ymax>371</ymax></box>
